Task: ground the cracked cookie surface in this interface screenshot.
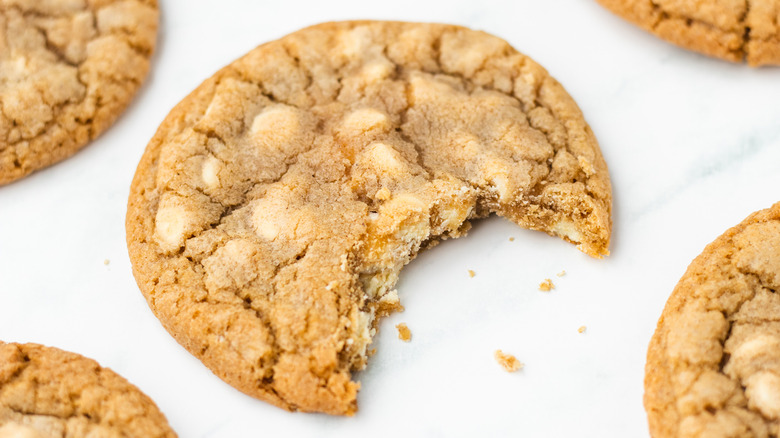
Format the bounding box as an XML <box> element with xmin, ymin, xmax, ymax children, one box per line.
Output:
<box><xmin>0</xmin><ymin>0</ymin><xmax>158</xmax><ymax>185</ymax></box>
<box><xmin>126</xmin><ymin>21</ymin><xmax>612</xmax><ymax>415</ymax></box>
<box><xmin>0</xmin><ymin>342</ymin><xmax>176</xmax><ymax>437</ymax></box>
<box><xmin>645</xmin><ymin>202</ymin><xmax>780</xmax><ymax>437</ymax></box>
<box><xmin>596</xmin><ymin>0</ymin><xmax>780</xmax><ymax>66</ymax></box>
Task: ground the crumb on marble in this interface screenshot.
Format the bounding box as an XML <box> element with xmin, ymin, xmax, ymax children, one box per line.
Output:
<box><xmin>494</xmin><ymin>350</ymin><xmax>523</xmax><ymax>372</ymax></box>
<box><xmin>539</xmin><ymin>279</ymin><xmax>554</xmax><ymax>291</ymax></box>
<box><xmin>396</xmin><ymin>323</ymin><xmax>411</xmax><ymax>342</ymax></box>
<box><xmin>468</xmin><ymin>269</ymin><xmax>475</xmax><ymax>278</ymax></box>
<box><xmin>509</xmin><ymin>237</ymin><xmax>515</xmax><ymax>241</ymax></box>
<box><xmin>103</xmin><ymin>259</ymin><xmax>110</xmax><ymax>266</ymax></box>
<box><xmin>557</xmin><ymin>270</ymin><xmax>566</xmax><ymax>277</ymax></box>
<box><xmin>578</xmin><ymin>326</ymin><xmax>586</xmax><ymax>334</ymax></box>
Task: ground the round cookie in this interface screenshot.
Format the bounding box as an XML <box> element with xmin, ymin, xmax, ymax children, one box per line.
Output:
<box><xmin>0</xmin><ymin>342</ymin><xmax>176</xmax><ymax>437</ymax></box>
<box><xmin>596</xmin><ymin>0</ymin><xmax>780</xmax><ymax>66</ymax></box>
<box><xmin>0</xmin><ymin>0</ymin><xmax>159</xmax><ymax>185</ymax></box>
<box><xmin>126</xmin><ymin>21</ymin><xmax>612</xmax><ymax>415</ymax></box>
<box><xmin>645</xmin><ymin>202</ymin><xmax>780</xmax><ymax>437</ymax></box>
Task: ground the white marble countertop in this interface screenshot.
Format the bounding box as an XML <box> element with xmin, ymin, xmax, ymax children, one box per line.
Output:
<box><xmin>1</xmin><ymin>0</ymin><xmax>779</xmax><ymax>436</ymax></box>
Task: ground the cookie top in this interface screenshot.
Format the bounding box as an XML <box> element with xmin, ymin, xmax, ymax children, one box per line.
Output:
<box><xmin>596</xmin><ymin>0</ymin><xmax>780</xmax><ymax>66</ymax></box>
<box><xmin>0</xmin><ymin>342</ymin><xmax>176</xmax><ymax>437</ymax></box>
<box><xmin>126</xmin><ymin>21</ymin><xmax>612</xmax><ymax>415</ymax></box>
<box><xmin>0</xmin><ymin>0</ymin><xmax>159</xmax><ymax>185</ymax></box>
<box><xmin>645</xmin><ymin>202</ymin><xmax>780</xmax><ymax>437</ymax></box>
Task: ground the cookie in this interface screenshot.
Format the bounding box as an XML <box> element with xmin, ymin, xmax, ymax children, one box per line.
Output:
<box><xmin>645</xmin><ymin>202</ymin><xmax>780</xmax><ymax>437</ymax></box>
<box><xmin>126</xmin><ymin>21</ymin><xmax>612</xmax><ymax>415</ymax></box>
<box><xmin>0</xmin><ymin>342</ymin><xmax>176</xmax><ymax>437</ymax></box>
<box><xmin>596</xmin><ymin>0</ymin><xmax>780</xmax><ymax>66</ymax></box>
<box><xmin>0</xmin><ymin>0</ymin><xmax>159</xmax><ymax>185</ymax></box>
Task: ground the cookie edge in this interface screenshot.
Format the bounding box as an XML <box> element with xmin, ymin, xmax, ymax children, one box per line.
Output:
<box><xmin>643</xmin><ymin>202</ymin><xmax>780</xmax><ymax>437</ymax></box>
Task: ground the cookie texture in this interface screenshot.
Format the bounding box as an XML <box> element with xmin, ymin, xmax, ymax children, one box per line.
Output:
<box><xmin>126</xmin><ymin>21</ymin><xmax>612</xmax><ymax>415</ymax></box>
<box><xmin>596</xmin><ymin>0</ymin><xmax>780</xmax><ymax>66</ymax></box>
<box><xmin>0</xmin><ymin>0</ymin><xmax>158</xmax><ymax>185</ymax></box>
<box><xmin>645</xmin><ymin>202</ymin><xmax>780</xmax><ymax>437</ymax></box>
<box><xmin>0</xmin><ymin>342</ymin><xmax>176</xmax><ymax>437</ymax></box>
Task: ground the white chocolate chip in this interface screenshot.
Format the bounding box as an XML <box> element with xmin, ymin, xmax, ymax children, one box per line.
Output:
<box><xmin>436</xmin><ymin>201</ymin><xmax>471</xmax><ymax>233</ymax></box>
<box><xmin>746</xmin><ymin>372</ymin><xmax>780</xmax><ymax>419</ymax></box>
<box><xmin>339</xmin><ymin>26</ymin><xmax>374</xmax><ymax>58</ymax></box>
<box><xmin>0</xmin><ymin>423</ymin><xmax>48</xmax><ymax>438</ymax></box>
<box><xmin>250</xmin><ymin>105</ymin><xmax>301</xmax><ymax>145</ymax></box>
<box><xmin>251</xmin><ymin>197</ymin><xmax>285</xmax><ymax>241</ymax></box>
<box><xmin>360</xmin><ymin>270</ymin><xmax>400</xmax><ymax>300</ymax></box>
<box><xmin>731</xmin><ymin>334</ymin><xmax>780</xmax><ymax>375</ymax></box>
<box><xmin>361</xmin><ymin>142</ymin><xmax>406</xmax><ymax>176</ymax></box>
<box><xmin>378</xmin><ymin>289</ymin><xmax>400</xmax><ymax>306</ymax></box>
<box><xmin>201</xmin><ymin>155</ymin><xmax>221</xmax><ymax>190</ymax></box>
<box><xmin>154</xmin><ymin>197</ymin><xmax>192</xmax><ymax>252</ymax></box>
<box><xmin>482</xmin><ymin>158</ymin><xmax>515</xmax><ymax>202</ymax></box>
<box><xmin>360</xmin><ymin>58</ymin><xmax>394</xmax><ymax>84</ymax></box>
<box><xmin>338</xmin><ymin>108</ymin><xmax>391</xmax><ymax>137</ymax></box>
<box><xmin>350</xmin><ymin>310</ymin><xmax>374</xmax><ymax>358</ymax></box>
<box><xmin>552</xmin><ymin>220</ymin><xmax>584</xmax><ymax>244</ymax></box>
<box><xmin>5</xmin><ymin>56</ymin><xmax>30</xmax><ymax>81</ymax></box>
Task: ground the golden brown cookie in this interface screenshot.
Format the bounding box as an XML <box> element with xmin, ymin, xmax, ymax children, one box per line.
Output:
<box><xmin>126</xmin><ymin>21</ymin><xmax>612</xmax><ymax>415</ymax></box>
<box><xmin>0</xmin><ymin>342</ymin><xmax>176</xmax><ymax>437</ymax></box>
<box><xmin>0</xmin><ymin>0</ymin><xmax>159</xmax><ymax>185</ymax></box>
<box><xmin>596</xmin><ymin>0</ymin><xmax>780</xmax><ymax>66</ymax></box>
<box><xmin>645</xmin><ymin>202</ymin><xmax>780</xmax><ymax>437</ymax></box>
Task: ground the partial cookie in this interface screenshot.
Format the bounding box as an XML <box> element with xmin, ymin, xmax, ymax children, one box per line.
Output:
<box><xmin>596</xmin><ymin>0</ymin><xmax>780</xmax><ymax>66</ymax></box>
<box><xmin>0</xmin><ymin>0</ymin><xmax>159</xmax><ymax>185</ymax></box>
<box><xmin>645</xmin><ymin>202</ymin><xmax>780</xmax><ymax>437</ymax></box>
<box><xmin>0</xmin><ymin>342</ymin><xmax>176</xmax><ymax>437</ymax></box>
<box><xmin>126</xmin><ymin>21</ymin><xmax>612</xmax><ymax>415</ymax></box>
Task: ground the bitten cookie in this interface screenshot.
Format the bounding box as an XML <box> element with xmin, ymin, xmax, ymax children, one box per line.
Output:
<box><xmin>596</xmin><ymin>0</ymin><xmax>780</xmax><ymax>66</ymax></box>
<box><xmin>0</xmin><ymin>342</ymin><xmax>176</xmax><ymax>437</ymax></box>
<box><xmin>126</xmin><ymin>21</ymin><xmax>613</xmax><ymax>415</ymax></box>
<box><xmin>645</xmin><ymin>202</ymin><xmax>780</xmax><ymax>437</ymax></box>
<box><xmin>0</xmin><ymin>0</ymin><xmax>159</xmax><ymax>185</ymax></box>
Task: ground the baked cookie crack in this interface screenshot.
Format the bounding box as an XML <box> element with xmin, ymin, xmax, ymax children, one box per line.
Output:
<box><xmin>0</xmin><ymin>0</ymin><xmax>158</xmax><ymax>183</ymax></box>
<box><xmin>646</xmin><ymin>204</ymin><xmax>780</xmax><ymax>437</ymax></box>
<box><xmin>599</xmin><ymin>0</ymin><xmax>780</xmax><ymax>66</ymax></box>
<box><xmin>649</xmin><ymin>0</ymin><xmax>749</xmax><ymax>59</ymax></box>
<box><xmin>0</xmin><ymin>342</ymin><xmax>176</xmax><ymax>437</ymax></box>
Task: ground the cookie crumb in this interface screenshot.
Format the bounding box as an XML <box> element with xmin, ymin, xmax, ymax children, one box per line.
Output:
<box><xmin>396</xmin><ymin>323</ymin><xmax>411</xmax><ymax>342</ymax></box>
<box><xmin>375</xmin><ymin>186</ymin><xmax>391</xmax><ymax>201</ymax></box>
<box><xmin>556</xmin><ymin>270</ymin><xmax>566</xmax><ymax>277</ymax></box>
<box><xmin>468</xmin><ymin>270</ymin><xmax>475</xmax><ymax>278</ymax></box>
<box><xmin>538</xmin><ymin>279</ymin><xmax>554</xmax><ymax>291</ymax></box>
<box><xmin>578</xmin><ymin>326</ymin><xmax>586</xmax><ymax>334</ymax></box>
<box><xmin>509</xmin><ymin>237</ymin><xmax>515</xmax><ymax>242</ymax></box>
<box><xmin>494</xmin><ymin>350</ymin><xmax>523</xmax><ymax>372</ymax></box>
<box><xmin>103</xmin><ymin>259</ymin><xmax>110</xmax><ymax>266</ymax></box>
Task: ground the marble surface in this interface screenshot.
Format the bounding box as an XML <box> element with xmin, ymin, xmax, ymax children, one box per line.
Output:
<box><xmin>1</xmin><ymin>0</ymin><xmax>779</xmax><ymax>436</ymax></box>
